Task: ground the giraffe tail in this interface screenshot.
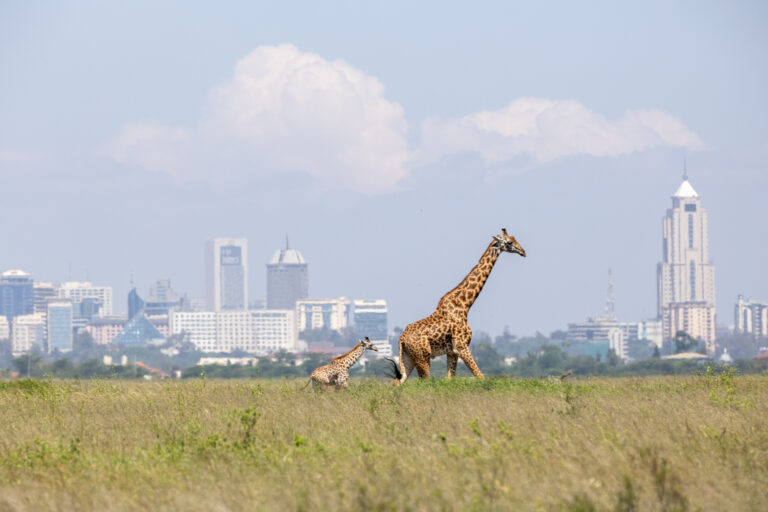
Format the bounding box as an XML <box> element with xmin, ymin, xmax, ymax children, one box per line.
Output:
<box><xmin>300</xmin><ymin>376</ymin><xmax>313</xmax><ymax>391</ymax></box>
<box><xmin>384</xmin><ymin>357</ymin><xmax>402</xmax><ymax>381</ymax></box>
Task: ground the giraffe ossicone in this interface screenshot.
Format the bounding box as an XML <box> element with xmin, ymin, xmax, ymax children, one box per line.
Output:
<box><xmin>395</xmin><ymin>228</ymin><xmax>525</xmax><ymax>384</ymax></box>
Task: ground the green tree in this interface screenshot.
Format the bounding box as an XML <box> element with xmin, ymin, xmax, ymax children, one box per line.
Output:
<box><xmin>471</xmin><ymin>342</ymin><xmax>504</xmax><ymax>375</ymax></box>
<box><xmin>12</xmin><ymin>354</ymin><xmax>44</xmax><ymax>377</ymax></box>
<box><xmin>73</xmin><ymin>331</ymin><xmax>95</xmax><ymax>353</ymax></box>
<box><xmin>673</xmin><ymin>331</ymin><xmax>699</xmax><ymax>353</ymax></box>
<box><xmin>606</xmin><ymin>348</ymin><xmax>622</xmax><ymax>366</ymax></box>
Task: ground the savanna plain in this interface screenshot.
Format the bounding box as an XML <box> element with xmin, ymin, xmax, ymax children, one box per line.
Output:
<box><xmin>0</xmin><ymin>373</ymin><xmax>766</xmax><ymax>511</ymax></box>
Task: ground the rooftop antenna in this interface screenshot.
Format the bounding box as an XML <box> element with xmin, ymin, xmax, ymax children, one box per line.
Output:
<box><xmin>682</xmin><ymin>158</ymin><xmax>688</xmax><ymax>181</ymax></box>
<box><xmin>285</xmin><ymin>234</ymin><xmax>290</xmax><ymax>250</ymax></box>
<box><xmin>129</xmin><ymin>272</ymin><xmax>134</xmax><ymax>289</ymax></box>
<box><xmin>605</xmin><ymin>268</ymin><xmax>616</xmax><ymax>320</ymax></box>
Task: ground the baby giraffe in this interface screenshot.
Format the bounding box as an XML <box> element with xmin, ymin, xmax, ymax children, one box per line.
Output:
<box><xmin>304</xmin><ymin>337</ymin><xmax>378</xmax><ymax>391</ymax></box>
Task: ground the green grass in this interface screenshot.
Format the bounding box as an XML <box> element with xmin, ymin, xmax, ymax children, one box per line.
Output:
<box><xmin>0</xmin><ymin>374</ymin><xmax>766</xmax><ymax>511</ymax></box>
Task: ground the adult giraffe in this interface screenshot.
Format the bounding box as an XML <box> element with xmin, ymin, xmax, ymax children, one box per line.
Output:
<box><xmin>394</xmin><ymin>229</ymin><xmax>525</xmax><ymax>384</ymax></box>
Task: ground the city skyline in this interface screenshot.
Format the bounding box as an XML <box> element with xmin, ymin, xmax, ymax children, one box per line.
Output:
<box><xmin>1</xmin><ymin>2</ymin><xmax>766</xmax><ymax>336</ymax></box>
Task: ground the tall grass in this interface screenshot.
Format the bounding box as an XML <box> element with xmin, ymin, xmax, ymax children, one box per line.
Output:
<box><xmin>0</xmin><ymin>374</ymin><xmax>766</xmax><ymax>511</ymax></box>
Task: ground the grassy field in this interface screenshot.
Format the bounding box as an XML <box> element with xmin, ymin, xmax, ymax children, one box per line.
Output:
<box><xmin>0</xmin><ymin>373</ymin><xmax>766</xmax><ymax>511</ymax></box>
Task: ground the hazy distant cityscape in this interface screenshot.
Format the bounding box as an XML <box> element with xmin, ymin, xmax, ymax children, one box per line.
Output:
<box><xmin>1</xmin><ymin>173</ymin><xmax>766</xmax><ymax>374</ymax></box>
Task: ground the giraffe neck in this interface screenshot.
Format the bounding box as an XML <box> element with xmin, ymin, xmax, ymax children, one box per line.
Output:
<box><xmin>437</xmin><ymin>242</ymin><xmax>501</xmax><ymax>315</ymax></box>
<box><xmin>335</xmin><ymin>342</ymin><xmax>365</xmax><ymax>369</ymax></box>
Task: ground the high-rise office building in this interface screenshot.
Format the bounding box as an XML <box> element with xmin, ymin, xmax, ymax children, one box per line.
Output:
<box><xmin>657</xmin><ymin>175</ymin><xmax>716</xmax><ymax>354</ymax></box>
<box><xmin>47</xmin><ymin>299</ymin><xmax>73</xmax><ymax>353</ymax></box>
<box><xmin>353</xmin><ymin>299</ymin><xmax>390</xmax><ymax>356</ymax></box>
<box><xmin>0</xmin><ymin>316</ymin><xmax>9</xmax><ymax>340</ymax></box>
<box><xmin>206</xmin><ymin>238</ymin><xmax>248</xmax><ymax>311</ymax></box>
<box><xmin>56</xmin><ymin>281</ymin><xmax>113</xmax><ymax>317</ymax></box>
<box><xmin>0</xmin><ymin>270</ymin><xmax>34</xmax><ymax>321</ymax></box>
<box><xmin>33</xmin><ymin>282</ymin><xmax>56</xmax><ymax>314</ymax></box>
<box><xmin>735</xmin><ymin>295</ymin><xmax>768</xmax><ymax>338</ymax></box>
<box><xmin>267</xmin><ymin>241</ymin><xmax>308</xmax><ymax>309</ymax></box>
<box><xmin>11</xmin><ymin>313</ymin><xmax>44</xmax><ymax>355</ymax></box>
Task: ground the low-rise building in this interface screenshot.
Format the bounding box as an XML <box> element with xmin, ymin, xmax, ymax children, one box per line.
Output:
<box><xmin>169</xmin><ymin>309</ymin><xmax>299</xmax><ymax>354</ymax></box>
<box><xmin>86</xmin><ymin>316</ymin><xmax>127</xmax><ymax>345</ymax></box>
<box><xmin>296</xmin><ymin>297</ymin><xmax>351</xmax><ymax>332</ymax></box>
<box><xmin>251</xmin><ymin>309</ymin><xmax>299</xmax><ymax>355</ymax></box>
<box><xmin>169</xmin><ymin>311</ymin><xmax>217</xmax><ymax>352</ymax></box>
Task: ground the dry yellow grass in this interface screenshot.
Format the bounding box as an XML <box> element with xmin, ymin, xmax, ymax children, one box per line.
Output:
<box><xmin>0</xmin><ymin>373</ymin><xmax>766</xmax><ymax>511</ymax></box>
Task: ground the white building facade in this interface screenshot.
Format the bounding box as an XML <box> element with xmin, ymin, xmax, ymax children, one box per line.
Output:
<box><xmin>169</xmin><ymin>311</ymin><xmax>218</xmax><ymax>352</ymax></box>
<box><xmin>55</xmin><ymin>281</ymin><xmax>114</xmax><ymax>317</ymax></box>
<box><xmin>296</xmin><ymin>297</ymin><xmax>351</xmax><ymax>332</ymax></box>
<box><xmin>0</xmin><ymin>316</ymin><xmax>9</xmax><ymax>340</ymax></box>
<box><xmin>217</xmin><ymin>310</ymin><xmax>258</xmax><ymax>353</ymax></box>
<box><xmin>251</xmin><ymin>309</ymin><xmax>300</xmax><ymax>355</ymax></box>
<box><xmin>205</xmin><ymin>238</ymin><xmax>248</xmax><ymax>311</ymax></box>
<box><xmin>657</xmin><ymin>178</ymin><xmax>717</xmax><ymax>354</ymax></box>
<box><xmin>735</xmin><ymin>295</ymin><xmax>768</xmax><ymax>338</ymax></box>
<box><xmin>169</xmin><ymin>309</ymin><xmax>299</xmax><ymax>355</ymax></box>
<box><xmin>11</xmin><ymin>313</ymin><xmax>45</xmax><ymax>355</ymax></box>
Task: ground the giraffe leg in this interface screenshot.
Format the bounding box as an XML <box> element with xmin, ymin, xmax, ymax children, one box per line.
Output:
<box><xmin>446</xmin><ymin>353</ymin><xmax>458</xmax><ymax>378</ymax></box>
<box><xmin>336</xmin><ymin>371</ymin><xmax>349</xmax><ymax>390</ymax></box>
<box><xmin>415</xmin><ymin>359</ymin><xmax>431</xmax><ymax>379</ymax></box>
<box><xmin>457</xmin><ymin>347</ymin><xmax>485</xmax><ymax>379</ymax></box>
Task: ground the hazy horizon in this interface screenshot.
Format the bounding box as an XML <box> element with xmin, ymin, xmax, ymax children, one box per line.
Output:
<box><xmin>2</xmin><ymin>1</ymin><xmax>766</xmax><ymax>336</ymax></box>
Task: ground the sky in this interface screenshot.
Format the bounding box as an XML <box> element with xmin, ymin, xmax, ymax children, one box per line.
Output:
<box><xmin>1</xmin><ymin>1</ymin><xmax>767</xmax><ymax>337</ymax></box>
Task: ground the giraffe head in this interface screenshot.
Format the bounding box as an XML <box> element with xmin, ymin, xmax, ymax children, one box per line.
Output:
<box><xmin>493</xmin><ymin>228</ymin><xmax>526</xmax><ymax>257</ymax></box>
<box><xmin>360</xmin><ymin>336</ymin><xmax>379</xmax><ymax>352</ymax></box>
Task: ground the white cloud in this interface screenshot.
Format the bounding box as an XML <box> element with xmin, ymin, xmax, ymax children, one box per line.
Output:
<box><xmin>111</xmin><ymin>44</ymin><xmax>409</xmax><ymax>194</ymax></box>
<box><xmin>420</xmin><ymin>98</ymin><xmax>706</xmax><ymax>165</ymax></box>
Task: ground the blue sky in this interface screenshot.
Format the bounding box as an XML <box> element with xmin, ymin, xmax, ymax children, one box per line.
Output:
<box><xmin>1</xmin><ymin>1</ymin><xmax>766</xmax><ymax>336</ymax></box>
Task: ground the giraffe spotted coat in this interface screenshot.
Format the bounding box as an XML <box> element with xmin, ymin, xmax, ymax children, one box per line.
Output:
<box><xmin>395</xmin><ymin>229</ymin><xmax>525</xmax><ymax>384</ymax></box>
<box><xmin>305</xmin><ymin>337</ymin><xmax>378</xmax><ymax>391</ymax></box>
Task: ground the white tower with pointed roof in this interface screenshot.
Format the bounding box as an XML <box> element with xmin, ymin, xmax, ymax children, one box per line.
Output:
<box><xmin>657</xmin><ymin>173</ymin><xmax>716</xmax><ymax>354</ymax></box>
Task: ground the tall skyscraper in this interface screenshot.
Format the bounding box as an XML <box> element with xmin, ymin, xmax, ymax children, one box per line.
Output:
<box><xmin>657</xmin><ymin>174</ymin><xmax>716</xmax><ymax>354</ymax></box>
<box><xmin>47</xmin><ymin>299</ymin><xmax>73</xmax><ymax>353</ymax></box>
<box><xmin>267</xmin><ymin>240</ymin><xmax>308</xmax><ymax>309</ymax></box>
<box><xmin>0</xmin><ymin>270</ymin><xmax>34</xmax><ymax>321</ymax></box>
<box><xmin>206</xmin><ymin>238</ymin><xmax>248</xmax><ymax>311</ymax></box>
<box><xmin>33</xmin><ymin>282</ymin><xmax>56</xmax><ymax>314</ymax></box>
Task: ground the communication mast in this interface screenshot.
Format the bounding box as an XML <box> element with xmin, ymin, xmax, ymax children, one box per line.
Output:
<box><xmin>605</xmin><ymin>268</ymin><xmax>616</xmax><ymax>320</ymax></box>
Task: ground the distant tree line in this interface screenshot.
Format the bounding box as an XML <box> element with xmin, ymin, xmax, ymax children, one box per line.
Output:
<box><xmin>1</xmin><ymin>327</ymin><xmax>766</xmax><ymax>380</ymax></box>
